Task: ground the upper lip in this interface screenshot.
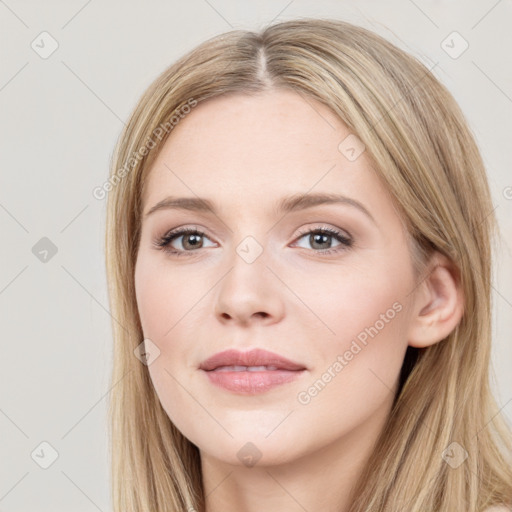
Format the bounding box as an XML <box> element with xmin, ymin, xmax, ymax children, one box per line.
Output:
<box><xmin>200</xmin><ymin>348</ymin><xmax>306</xmax><ymax>371</ymax></box>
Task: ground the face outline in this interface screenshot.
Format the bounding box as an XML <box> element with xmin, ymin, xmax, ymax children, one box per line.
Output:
<box><xmin>134</xmin><ymin>89</ymin><xmax>421</xmax><ymax>470</ymax></box>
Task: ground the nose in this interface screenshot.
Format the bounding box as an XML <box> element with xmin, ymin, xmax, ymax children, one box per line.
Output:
<box><xmin>213</xmin><ymin>245</ymin><xmax>285</xmax><ymax>327</ymax></box>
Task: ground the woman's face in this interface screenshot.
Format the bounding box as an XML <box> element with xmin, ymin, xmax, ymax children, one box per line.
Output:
<box><xmin>134</xmin><ymin>89</ymin><xmax>420</xmax><ymax>468</ymax></box>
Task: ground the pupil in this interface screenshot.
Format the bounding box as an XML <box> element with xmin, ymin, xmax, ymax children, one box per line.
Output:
<box><xmin>184</xmin><ymin>234</ymin><xmax>202</xmax><ymax>249</ymax></box>
<box><xmin>312</xmin><ymin>233</ymin><xmax>330</xmax><ymax>249</ymax></box>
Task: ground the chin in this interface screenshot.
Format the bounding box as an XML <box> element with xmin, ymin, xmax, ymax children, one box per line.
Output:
<box><xmin>197</xmin><ymin>436</ymin><xmax>303</xmax><ymax>469</ymax></box>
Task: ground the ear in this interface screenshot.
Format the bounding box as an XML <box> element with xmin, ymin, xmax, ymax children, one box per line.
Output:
<box><xmin>407</xmin><ymin>251</ymin><xmax>464</xmax><ymax>348</ymax></box>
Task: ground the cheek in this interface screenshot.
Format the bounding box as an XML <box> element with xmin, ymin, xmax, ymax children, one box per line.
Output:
<box><xmin>134</xmin><ymin>257</ymin><xmax>202</xmax><ymax>439</ymax></box>
<box><xmin>295</xmin><ymin>255</ymin><xmax>411</xmax><ymax>344</ymax></box>
<box><xmin>134</xmin><ymin>254</ymin><xmax>206</xmax><ymax>339</ymax></box>
<box><xmin>134</xmin><ymin>254</ymin><xmax>208</xmax><ymax>404</ymax></box>
<box><xmin>300</xmin><ymin>258</ymin><xmax>413</xmax><ymax>392</ymax></box>
<box><xmin>291</xmin><ymin>275</ymin><xmax>411</xmax><ymax>443</ymax></box>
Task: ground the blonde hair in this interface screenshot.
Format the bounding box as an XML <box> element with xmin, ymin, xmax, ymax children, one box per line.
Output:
<box><xmin>104</xmin><ymin>17</ymin><xmax>512</xmax><ymax>511</ymax></box>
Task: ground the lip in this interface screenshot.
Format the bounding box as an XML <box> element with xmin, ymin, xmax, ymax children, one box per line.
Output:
<box><xmin>199</xmin><ymin>348</ymin><xmax>307</xmax><ymax>395</ymax></box>
<box><xmin>200</xmin><ymin>348</ymin><xmax>306</xmax><ymax>371</ymax></box>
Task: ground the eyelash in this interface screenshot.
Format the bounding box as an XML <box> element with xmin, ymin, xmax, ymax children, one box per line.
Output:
<box><xmin>153</xmin><ymin>225</ymin><xmax>353</xmax><ymax>258</ymax></box>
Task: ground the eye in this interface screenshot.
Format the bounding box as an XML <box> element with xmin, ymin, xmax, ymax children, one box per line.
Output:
<box><xmin>153</xmin><ymin>227</ymin><xmax>215</xmax><ymax>257</ymax></box>
<box><xmin>292</xmin><ymin>226</ymin><xmax>353</xmax><ymax>255</ymax></box>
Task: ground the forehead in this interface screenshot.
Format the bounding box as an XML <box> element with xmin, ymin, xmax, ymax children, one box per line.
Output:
<box><xmin>142</xmin><ymin>90</ymin><xmax>393</xmax><ymax>221</ymax></box>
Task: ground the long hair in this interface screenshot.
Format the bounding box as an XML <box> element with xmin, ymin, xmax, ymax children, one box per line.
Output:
<box><xmin>104</xmin><ymin>18</ymin><xmax>512</xmax><ymax>511</ymax></box>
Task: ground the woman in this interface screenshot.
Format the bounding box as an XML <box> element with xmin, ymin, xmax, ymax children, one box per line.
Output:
<box><xmin>104</xmin><ymin>18</ymin><xmax>512</xmax><ymax>512</ymax></box>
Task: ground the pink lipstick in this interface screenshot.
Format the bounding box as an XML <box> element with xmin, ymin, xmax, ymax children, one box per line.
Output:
<box><xmin>199</xmin><ymin>348</ymin><xmax>306</xmax><ymax>394</ymax></box>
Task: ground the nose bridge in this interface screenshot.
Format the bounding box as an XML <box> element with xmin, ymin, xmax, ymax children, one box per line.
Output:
<box><xmin>225</xmin><ymin>232</ymin><xmax>272</xmax><ymax>296</ymax></box>
<box><xmin>213</xmin><ymin>232</ymin><xmax>284</xmax><ymax>324</ymax></box>
<box><xmin>224</xmin><ymin>210</ymin><xmax>272</xmax><ymax>270</ymax></box>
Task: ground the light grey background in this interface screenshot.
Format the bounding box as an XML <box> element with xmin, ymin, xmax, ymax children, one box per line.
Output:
<box><xmin>1</xmin><ymin>1</ymin><xmax>511</xmax><ymax>510</ymax></box>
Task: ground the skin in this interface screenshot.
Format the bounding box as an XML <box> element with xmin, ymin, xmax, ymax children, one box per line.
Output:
<box><xmin>134</xmin><ymin>89</ymin><xmax>464</xmax><ymax>512</ymax></box>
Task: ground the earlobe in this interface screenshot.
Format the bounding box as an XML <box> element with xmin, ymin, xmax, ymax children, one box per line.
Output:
<box><xmin>407</xmin><ymin>253</ymin><xmax>464</xmax><ymax>348</ymax></box>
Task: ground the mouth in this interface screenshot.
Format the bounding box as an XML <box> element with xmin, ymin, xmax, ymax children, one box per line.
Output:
<box><xmin>199</xmin><ymin>348</ymin><xmax>306</xmax><ymax>372</ymax></box>
<box><xmin>199</xmin><ymin>349</ymin><xmax>307</xmax><ymax>395</ymax></box>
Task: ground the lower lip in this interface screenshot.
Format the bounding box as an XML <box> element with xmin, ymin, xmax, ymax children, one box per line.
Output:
<box><xmin>202</xmin><ymin>369</ymin><xmax>305</xmax><ymax>394</ymax></box>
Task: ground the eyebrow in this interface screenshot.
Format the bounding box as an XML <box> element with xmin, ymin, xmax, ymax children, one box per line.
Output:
<box><xmin>144</xmin><ymin>192</ymin><xmax>376</xmax><ymax>224</ymax></box>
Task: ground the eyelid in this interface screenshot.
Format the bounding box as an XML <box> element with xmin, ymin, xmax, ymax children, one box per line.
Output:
<box><xmin>293</xmin><ymin>224</ymin><xmax>352</xmax><ymax>242</ymax></box>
